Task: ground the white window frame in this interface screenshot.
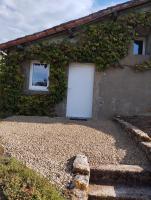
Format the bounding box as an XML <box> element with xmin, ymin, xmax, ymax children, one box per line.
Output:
<box><xmin>29</xmin><ymin>61</ymin><xmax>50</xmax><ymax>91</ymax></box>
<box><xmin>133</xmin><ymin>38</ymin><xmax>146</xmax><ymax>56</ymax></box>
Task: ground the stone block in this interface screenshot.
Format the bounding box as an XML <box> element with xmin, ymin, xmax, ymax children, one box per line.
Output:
<box><xmin>74</xmin><ymin>175</ymin><xmax>89</xmax><ymax>190</ymax></box>
<box><xmin>71</xmin><ymin>188</ymin><xmax>87</xmax><ymax>200</ymax></box>
<box><xmin>115</xmin><ymin>118</ymin><xmax>151</xmax><ymax>142</ymax></box>
<box><xmin>73</xmin><ymin>154</ymin><xmax>90</xmax><ymax>175</ymax></box>
<box><xmin>140</xmin><ymin>142</ymin><xmax>151</xmax><ymax>161</ymax></box>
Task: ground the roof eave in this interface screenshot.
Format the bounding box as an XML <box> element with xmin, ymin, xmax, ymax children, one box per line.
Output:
<box><xmin>0</xmin><ymin>0</ymin><xmax>150</xmax><ymax>50</ymax></box>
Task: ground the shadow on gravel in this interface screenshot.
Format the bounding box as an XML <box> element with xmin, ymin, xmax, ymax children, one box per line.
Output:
<box><xmin>66</xmin><ymin>156</ymin><xmax>76</xmax><ymax>174</ymax></box>
<box><xmin>1</xmin><ymin>115</ymin><xmax>151</xmax><ymax>167</ymax></box>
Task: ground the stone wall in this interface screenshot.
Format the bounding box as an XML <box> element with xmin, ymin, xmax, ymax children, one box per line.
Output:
<box><xmin>93</xmin><ymin>66</ymin><xmax>151</xmax><ymax>119</ymax></box>
<box><xmin>20</xmin><ymin>2</ymin><xmax>151</xmax><ymax>119</ymax></box>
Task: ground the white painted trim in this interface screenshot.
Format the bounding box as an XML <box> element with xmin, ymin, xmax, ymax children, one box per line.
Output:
<box><xmin>66</xmin><ymin>63</ymin><xmax>95</xmax><ymax>119</ymax></box>
<box><xmin>142</xmin><ymin>38</ymin><xmax>146</xmax><ymax>55</ymax></box>
<box><xmin>29</xmin><ymin>61</ymin><xmax>50</xmax><ymax>91</ymax></box>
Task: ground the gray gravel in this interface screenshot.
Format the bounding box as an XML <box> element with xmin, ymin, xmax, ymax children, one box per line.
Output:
<box><xmin>0</xmin><ymin>116</ymin><xmax>150</xmax><ymax>188</ymax></box>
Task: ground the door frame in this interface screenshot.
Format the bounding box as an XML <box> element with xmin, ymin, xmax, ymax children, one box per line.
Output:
<box><xmin>66</xmin><ymin>62</ymin><xmax>95</xmax><ymax>119</ymax></box>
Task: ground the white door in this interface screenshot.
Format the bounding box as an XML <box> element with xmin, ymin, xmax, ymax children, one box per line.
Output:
<box><xmin>66</xmin><ymin>63</ymin><xmax>95</xmax><ymax>119</ymax></box>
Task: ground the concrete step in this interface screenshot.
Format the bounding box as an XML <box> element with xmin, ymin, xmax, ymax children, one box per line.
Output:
<box><xmin>88</xmin><ymin>184</ymin><xmax>151</xmax><ymax>200</ymax></box>
<box><xmin>90</xmin><ymin>165</ymin><xmax>151</xmax><ymax>186</ymax></box>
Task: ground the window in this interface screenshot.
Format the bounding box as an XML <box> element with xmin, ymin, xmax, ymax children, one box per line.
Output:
<box><xmin>29</xmin><ymin>62</ymin><xmax>49</xmax><ymax>91</ymax></box>
<box><xmin>133</xmin><ymin>39</ymin><xmax>145</xmax><ymax>55</ymax></box>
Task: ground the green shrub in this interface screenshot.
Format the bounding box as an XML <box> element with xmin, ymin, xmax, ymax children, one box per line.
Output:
<box><xmin>0</xmin><ymin>157</ymin><xmax>65</xmax><ymax>200</ymax></box>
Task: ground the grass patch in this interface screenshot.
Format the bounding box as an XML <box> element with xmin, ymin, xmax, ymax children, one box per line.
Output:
<box><xmin>0</xmin><ymin>150</ymin><xmax>66</xmax><ymax>200</ymax></box>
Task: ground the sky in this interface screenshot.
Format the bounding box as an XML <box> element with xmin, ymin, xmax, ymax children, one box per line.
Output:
<box><xmin>0</xmin><ymin>0</ymin><xmax>127</xmax><ymax>43</ymax></box>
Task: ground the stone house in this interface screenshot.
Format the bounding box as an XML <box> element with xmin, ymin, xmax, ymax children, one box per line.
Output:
<box><xmin>0</xmin><ymin>0</ymin><xmax>151</xmax><ymax>119</ymax></box>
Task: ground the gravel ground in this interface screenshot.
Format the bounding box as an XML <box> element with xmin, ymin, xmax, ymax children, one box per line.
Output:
<box><xmin>0</xmin><ymin>116</ymin><xmax>150</xmax><ymax>188</ymax></box>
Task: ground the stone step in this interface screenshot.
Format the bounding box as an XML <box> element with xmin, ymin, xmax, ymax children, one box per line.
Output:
<box><xmin>90</xmin><ymin>165</ymin><xmax>151</xmax><ymax>186</ymax></box>
<box><xmin>88</xmin><ymin>184</ymin><xmax>151</xmax><ymax>200</ymax></box>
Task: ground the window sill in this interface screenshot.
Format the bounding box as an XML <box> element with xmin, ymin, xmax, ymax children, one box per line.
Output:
<box><xmin>29</xmin><ymin>87</ymin><xmax>49</xmax><ymax>92</ymax></box>
<box><xmin>23</xmin><ymin>89</ymin><xmax>49</xmax><ymax>95</ymax></box>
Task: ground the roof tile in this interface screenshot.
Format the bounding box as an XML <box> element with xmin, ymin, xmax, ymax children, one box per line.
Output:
<box><xmin>0</xmin><ymin>0</ymin><xmax>150</xmax><ymax>50</ymax></box>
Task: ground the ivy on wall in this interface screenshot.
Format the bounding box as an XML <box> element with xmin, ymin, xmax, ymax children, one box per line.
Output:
<box><xmin>0</xmin><ymin>11</ymin><xmax>151</xmax><ymax>117</ymax></box>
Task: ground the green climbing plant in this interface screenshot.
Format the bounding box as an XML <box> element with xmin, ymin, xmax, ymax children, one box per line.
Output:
<box><xmin>0</xmin><ymin>11</ymin><xmax>151</xmax><ymax>117</ymax></box>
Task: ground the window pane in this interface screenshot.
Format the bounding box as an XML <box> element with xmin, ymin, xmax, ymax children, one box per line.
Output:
<box><xmin>133</xmin><ymin>40</ymin><xmax>143</xmax><ymax>55</ymax></box>
<box><xmin>32</xmin><ymin>63</ymin><xmax>48</xmax><ymax>87</ymax></box>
